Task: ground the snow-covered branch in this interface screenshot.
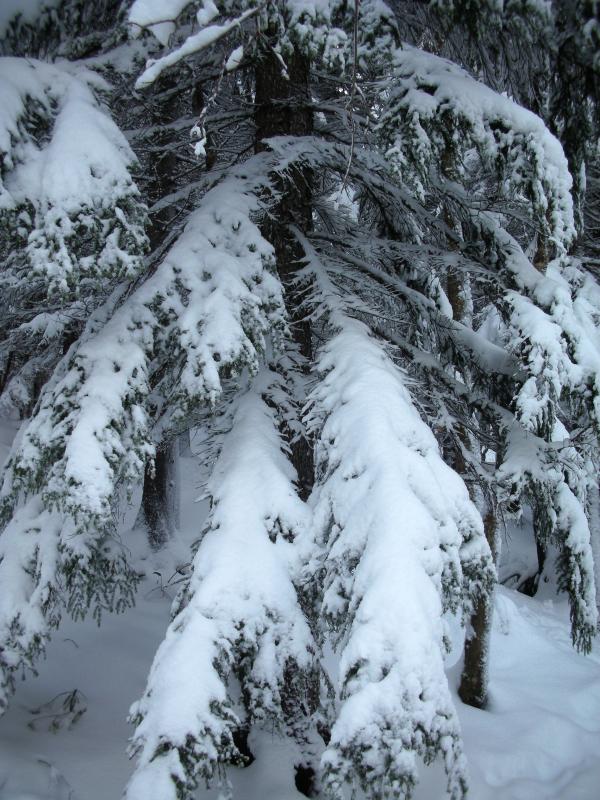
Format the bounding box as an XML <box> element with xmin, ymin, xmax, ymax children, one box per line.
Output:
<box><xmin>306</xmin><ymin>309</ymin><xmax>494</xmax><ymax>798</ymax></box>
<box><xmin>126</xmin><ymin>368</ymin><xmax>315</xmax><ymax>800</ymax></box>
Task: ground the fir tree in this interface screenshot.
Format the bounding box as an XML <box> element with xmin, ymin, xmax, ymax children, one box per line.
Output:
<box><xmin>0</xmin><ymin>2</ymin><xmax>599</xmax><ymax>800</ymax></box>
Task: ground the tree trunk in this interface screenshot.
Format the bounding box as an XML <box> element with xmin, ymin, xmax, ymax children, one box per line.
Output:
<box><xmin>136</xmin><ymin>72</ymin><xmax>185</xmax><ymax>548</ymax></box>
<box><xmin>253</xmin><ymin>45</ymin><xmax>319</xmax><ymax>783</ymax></box>
<box><xmin>254</xmin><ymin>42</ymin><xmax>315</xmax><ymax>499</ymax></box>
<box><xmin>526</xmin><ymin>214</ymin><xmax>552</xmax><ymax>593</ymax></box>
<box><xmin>459</xmin><ymin>507</ymin><xmax>497</xmax><ymax>708</ymax></box>
<box><xmin>588</xmin><ymin>481</ymin><xmax>600</xmax><ymax>617</ymax></box>
<box><xmin>442</xmin><ymin>145</ymin><xmax>499</xmax><ymax>709</ymax></box>
<box><xmin>136</xmin><ymin>439</ymin><xmax>179</xmax><ymax>550</ymax></box>
<box><xmin>517</xmin><ymin>537</ymin><xmax>547</xmax><ymax>597</ymax></box>
<box><xmin>0</xmin><ymin>350</ymin><xmax>13</xmax><ymax>396</ymax></box>
<box><xmin>533</xmin><ymin>231</ymin><xmax>549</xmax><ymax>273</ymax></box>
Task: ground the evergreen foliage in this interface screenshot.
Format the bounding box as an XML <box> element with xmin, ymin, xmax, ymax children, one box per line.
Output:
<box><xmin>126</xmin><ymin>367</ymin><xmax>316</xmax><ymax>800</ymax></box>
<box><xmin>0</xmin><ymin>1</ymin><xmax>599</xmax><ymax>798</ymax></box>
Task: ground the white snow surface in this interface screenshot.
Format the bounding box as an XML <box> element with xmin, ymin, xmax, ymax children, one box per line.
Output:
<box><xmin>129</xmin><ymin>0</ymin><xmax>196</xmax><ymax>45</ymax></box>
<box><xmin>0</xmin><ymin>422</ymin><xmax>600</xmax><ymax>798</ymax></box>
<box><xmin>0</xmin><ymin>499</ymin><xmax>596</xmax><ymax>794</ymax></box>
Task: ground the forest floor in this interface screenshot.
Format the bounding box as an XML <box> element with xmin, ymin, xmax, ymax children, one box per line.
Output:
<box><xmin>0</xmin><ymin>421</ymin><xmax>599</xmax><ymax>800</ymax></box>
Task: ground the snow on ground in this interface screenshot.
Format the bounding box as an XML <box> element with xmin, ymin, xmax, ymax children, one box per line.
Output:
<box><xmin>453</xmin><ymin>589</ymin><xmax>600</xmax><ymax>800</ymax></box>
<box><xmin>0</xmin><ymin>420</ymin><xmax>599</xmax><ymax>799</ymax></box>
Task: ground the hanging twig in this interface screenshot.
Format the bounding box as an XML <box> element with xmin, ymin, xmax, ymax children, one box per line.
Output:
<box><xmin>339</xmin><ymin>0</ymin><xmax>360</xmax><ymax>195</ymax></box>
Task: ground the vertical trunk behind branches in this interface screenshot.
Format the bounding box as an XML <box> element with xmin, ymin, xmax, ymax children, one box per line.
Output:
<box><xmin>519</xmin><ymin>217</ymin><xmax>551</xmax><ymax>591</ymax></box>
<box><xmin>447</xmin><ymin>278</ymin><xmax>498</xmax><ymax>708</ymax></box>
<box><xmin>253</xmin><ymin>47</ymin><xmax>319</xmax><ymax>795</ymax></box>
<box><xmin>588</xmin><ymin>481</ymin><xmax>600</xmax><ymax>617</ymax></box>
<box><xmin>254</xmin><ymin>43</ymin><xmax>315</xmax><ymax>500</ymax></box>
<box><xmin>137</xmin><ymin>440</ymin><xmax>180</xmax><ymax>551</ymax></box>
<box><xmin>137</xmin><ymin>73</ymin><xmax>184</xmax><ymax>548</ymax></box>
<box><xmin>459</xmin><ymin>507</ymin><xmax>498</xmax><ymax>708</ymax></box>
<box><xmin>442</xmin><ymin>145</ymin><xmax>498</xmax><ymax>709</ymax></box>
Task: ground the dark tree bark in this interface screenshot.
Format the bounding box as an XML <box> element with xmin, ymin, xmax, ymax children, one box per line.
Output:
<box><xmin>252</xmin><ymin>45</ymin><xmax>320</xmax><ymax>779</ymax></box>
<box><xmin>136</xmin><ymin>440</ymin><xmax>179</xmax><ymax>551</ymax></box>
<box><xmin>0</xmin><ymin>350</ymin><xmax>13</xmax><ymax>396</ymax></box>
<box><xmin>517</xmin><ymin>537</ymin><xmax>547</xmax><ymax>597</ymax></box>
<box><xmin>518</xmin><ymin>216</ymin><xmax>551</xmax><ymax>594</ymax></box>
<box><xmin>146</xmin><ymin>75</ymin><xmax>181</xmax><ymax>250</ymax></box>
<box><xmin>442</xmin><ymin>145</ymin><xmax>499</xmax><ymax>709</ymax></box>
<box><xmin>459</xmin><ymin>507</ymin><xmax>497</xmax><ymax>709</ymax></box>
<box><xmin>254</xmin><ymin>42</ymin><xmax>315</xmax><ymax>499</ymax></box>
<box><xmin>136</xmin><ymin>72</ymin><xmax>187</xmax><ymax>549</ymax></box>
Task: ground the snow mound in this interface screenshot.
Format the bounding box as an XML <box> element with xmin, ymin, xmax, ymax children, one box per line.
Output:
<box><xmin>0</xmin><ymin>754</ymin><xmax>76</xmax><ymax>800</ymax></box>
<box><xmin>454</xmin><ymin>588</ymin><xmax>600</xmax><ymax>800</ymax></box>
